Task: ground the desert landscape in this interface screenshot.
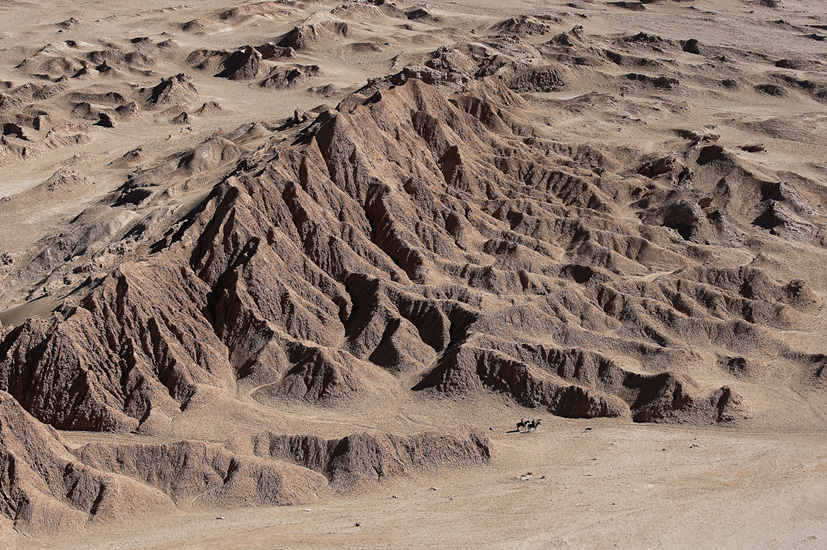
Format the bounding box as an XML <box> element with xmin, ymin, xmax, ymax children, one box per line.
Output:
<box><xmin>0</xmin><ymin>0</ymin><xmax>825</xmax><ymax>547</ymax></box>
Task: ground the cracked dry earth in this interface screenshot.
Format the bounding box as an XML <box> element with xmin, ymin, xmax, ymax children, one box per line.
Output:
<box><xmin>1</xmin><ymin>0</ymin><xmax>826</xmax><ymax>548</ymax></box>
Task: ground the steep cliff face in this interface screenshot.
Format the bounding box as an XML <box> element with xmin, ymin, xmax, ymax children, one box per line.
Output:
<box><xmin>4</xmin><ymin>77</ymin><xmax>822</xmax><ymax>433</ymax></box>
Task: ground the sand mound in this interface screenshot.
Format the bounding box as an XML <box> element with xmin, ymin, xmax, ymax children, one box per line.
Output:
<box><xmin>15</xmin><ymin>40</ymin><xmax>160</xmax><ymax>82</ymax></box>
<box><xmin>215</xmin><ymin>47</ymin><xmax>263</xmax><ymax>80</ymax></box>
<box><xmin>194</xmin><ymin>101</ymin><xmax>222</xmax><ymax>116</ymax></box>
<box><xmin>188</xmin><ymin>46</ymin><xmax>265</xmax><ymax>81</ymax></box>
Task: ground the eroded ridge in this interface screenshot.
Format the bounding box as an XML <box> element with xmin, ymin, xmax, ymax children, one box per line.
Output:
<box><xmin>0</xmin><ymin>389</ymin><xmax>488</xmax><ymax>534</ymax></box>
<box><xmin>2</xmin><ymin>77</ymin><xmax>823</xmax><ymax>435</ymax></box>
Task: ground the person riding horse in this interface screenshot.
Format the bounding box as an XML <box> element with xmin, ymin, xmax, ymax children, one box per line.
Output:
<box><xmin>516</xmin><ymin>418</ymin><xmax>542</xmax><ymax>432</ymax></box>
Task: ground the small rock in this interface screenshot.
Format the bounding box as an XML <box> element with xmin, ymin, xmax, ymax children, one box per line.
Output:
<box><xmin>739</xmin><ymin>144</ymin><xmax>766</xmax><ymax>153</ymax></box>
<box><xmin>682</xmin><ymin>38</ymin><xmax>702</xmax><ymax>54</ymax></box>
<box><xmin>291</xmin><ymin>109</ymin><xmax>308</xmax><ymax>125</ymax></box>
<box><xmin>171</xmin><ymin>111</ymin><xmax>190</xmax><ymax>125</ymax></box>
<box><xmin>97</xmin><ymin>113</ymin><xmax>115</xmax><ymax>128</ymax></box>
<box><xmin>406</xmin><ymin>8</ymin><xmax>430</xmax><ymax>19</ymax></box>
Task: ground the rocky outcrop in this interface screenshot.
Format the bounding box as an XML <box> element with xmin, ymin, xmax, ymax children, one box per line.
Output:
<box><xmin>3</xmin><ymin>4</ymin><xmax>826</xmax><ymax>539</ymax></box>
<box><xmin>143</xmin><ymin>73</ymin><xmax>198</xmax><ymax>107</ymax></box>
<box><xmin>277</xmin><ymin>13</ymin><xmax>349</xmax><ymax>50</ymax></box>
<box><xmin>260</xmin><ymin>64</ymin><xmax>320</xmax><ymax>89</ymax></box>
<box><xmin>625</xmin><ymin>72</ymin><xmax>679</xmax><ymax>90</ymax></box>
<box><xmin>255</xmin><ymin>42</ymin><xmax>296</xmax><ymax>60</ymax></box>
<box><xmin>506</xmin><ymin>65</ymin><xmax>567</xmax><ymax>92</ymax></box>
<box><xmin>0</xmin><ymin>393</ymin><xmax>486</xmax><ymax>534</ymax></box>
<box><xmin>415</xmin><ymin>337</ymin><xmax>747</xmax><ymax>423</ymax></box>
<box><xmin>491</xmin><ymin>15</ymin><xmax>557</xmax><ymax>36</ymax></box>
<box><xmin>215</xmin><ymin>46</ymin><xmax>263</xmax><ymax>80</ymax></box>
<box><xmin>229</xmin><ymin>427</ymin><xmax>491</xmax><ymax>491</ymax></box>
<box><xmin>0</xmin><ymin>391</ymin><xmax>173</xmax><ymax>535</ymax></box>
<box><xmin>0</xmin><ymin>262</ymin><xmax>234</xmax><ymax>431</ymax></box>
<box><xmin>75</xmin><ymin>440</ymin><xmax>326</xmax><ymax>507</ymax></box>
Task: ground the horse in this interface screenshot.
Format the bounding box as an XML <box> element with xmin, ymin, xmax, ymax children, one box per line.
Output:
<box><xmin>526</xmin><ymin>418</ymin><xmax>542</xmax><ymax>432</ymax></box>
<box><xmin>516</xmin><ymin>418</ymin><xmax>528</xmax><ymax>432</ymax></box>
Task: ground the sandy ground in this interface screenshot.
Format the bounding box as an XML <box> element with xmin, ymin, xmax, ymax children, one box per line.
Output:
<box><xmin>13</xmin><ymin>418</ymin><xmax>827</xmax><ymax>550</ymax></box>
<box><xmin>2</xmin><ymin>0</ymin><xmax>826</xmax><ymax>293</ymax></box>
